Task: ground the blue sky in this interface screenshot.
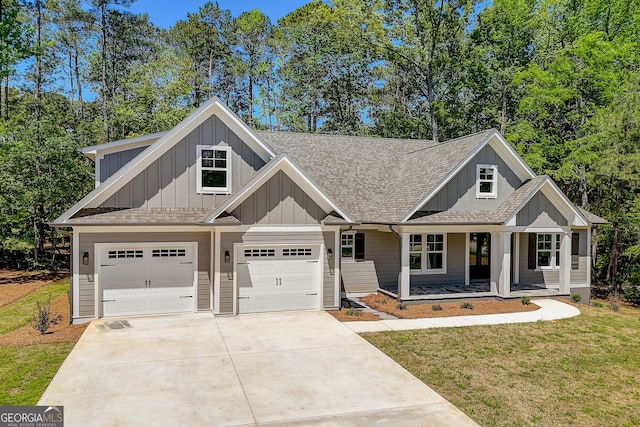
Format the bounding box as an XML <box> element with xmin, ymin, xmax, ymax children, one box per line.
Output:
<box><xmin>124</xmin><ymin>0</ymin><xmax>312</xmax><ymax>28</ymax></box>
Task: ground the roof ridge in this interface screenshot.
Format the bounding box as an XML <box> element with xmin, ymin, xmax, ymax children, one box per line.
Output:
<box><xmin>255</xmin><ymin>129</ymin><xmax>434</xmax><ymax>144</ymax></box>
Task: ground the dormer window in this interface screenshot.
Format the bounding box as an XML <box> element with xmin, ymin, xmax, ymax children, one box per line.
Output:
<box><xmin>197</xmin><ymin>145</ymin><xmax>231</xmax><ymax>194</ymax></box>
<box><xmin>476</xmin><ymin>164</ymin><xmax>497</xmax><ymax>199</ymax></box>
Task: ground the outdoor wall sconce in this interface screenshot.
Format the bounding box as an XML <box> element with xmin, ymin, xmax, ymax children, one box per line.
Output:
<box><xmin>224</xmin><ymin>250</ymin><xmax>230</xmax><ymax>263</ymax></box>
<box><xmin>82</xmin><ymin>252</ymin><xmax>89</xmax><ymax>265</ymax></box>
<box><xmin>327</xmin><ymin>248</ymin><xmax>333</xmax><ymax>260</ymax></box>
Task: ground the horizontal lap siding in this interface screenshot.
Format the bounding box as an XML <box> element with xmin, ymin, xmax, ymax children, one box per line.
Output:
<box><xmin>341</xmin><ymin>230</ymin><xmax>399</xmax><ymax>293</ymax></box>
<box><xmin>410</xmin><ymin>233</ymin><xmax>465</xmax><ymax>286</ymax></box>
<box><xmin>322</xmin><ymin>231</ymin><xmax>337</xmax><ymax>308</ymax></box>
<box><xmin>78</xmin><ymin>232</ymin><xmax>212</xmax><ymax>317</ymax></box>
<box><xmin>571</xmin><ymin>229</ymin><xmax>588</xmax><ymax>285</ymax></box>
<box><xmin>518</xmin><ymin>233</ymin><xmax>559</xmax><ymax>286</ymax></box>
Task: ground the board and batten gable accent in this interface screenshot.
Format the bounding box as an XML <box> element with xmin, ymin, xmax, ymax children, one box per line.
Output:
<box><xmin>230</xmin><ymin>170</ymin><xmax>327</xmax><ymax>225</ymax></box>
<box><xmin>422</xmin><ymin>145</ymin><xmax>523</xmax><ymax>212</ymax></box>
<box><xmin>217</xmin><ymin>229</ymin><xmax>336</xmax><ymax>314</ymax></box>
<box><xmin>516</xmin><ymin>191</ymin><xmax>568</xmax><ymax>227</ymax></box>
<box><xmin>76</xmin><ymin>232</ymin><xmax>212</xmax><ymax>317</ymax></box>
<box><xmin>99</xmin><ymin>147</ymin><xmax>147</xmax><ymax>183</ymax></box>
<box><xmin>100</xmin><ymin>115</ymin><xmax>266</xmax><ymax>209</ymax></box>
<box><xmin>409</xmin><ymin>233</ymin><xmax>466</xmax><ymax>286</ymax></box>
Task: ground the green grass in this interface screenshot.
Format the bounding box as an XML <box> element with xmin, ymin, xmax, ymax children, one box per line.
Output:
<box><xmin>0</xmin><ymin>278</ymin><xmax>75</xmax><ymax>405</ymax></box>
<box><xmin>0</xmin><ymin>279</ymin><xmax>69</xmax><ymax>335</ymax></box>
<box><xmin>363</xmin><ymin>305</ymin><xmax>640</xmax><ymax>427</ymax></box>
<box><xmin>0</xmin><ymin>343</ymin><xmax>75</xmax><ymax>405</ymax></box>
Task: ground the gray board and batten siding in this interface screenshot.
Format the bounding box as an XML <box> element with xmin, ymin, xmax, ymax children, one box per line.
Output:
<box><xmin>516</xmin><ymin>191</ymin><xmax>568</xmax><ymax>227</ymax></box>
<box><xmin>422</xmin><ymin>145</ymin><xmax>523</xmax><ymax>212</ymax></box>
<box><xmin>100</xmin><ymin>115</ymin><xmax>266</xmax><ymax>209</ymax></box>
<box><xmin>231</xmin><ymin>170</ymin><xmax>328</xmax><ymax>225</ymax></box>
<box><xmin>77</xmin><ymin>232</ymin><xmax>211</xmax><ymax>317</ymax></box>
<box><xmin>218</xmin><ymin>231</ymin><xmax>337</xmax><ymax>314</ymax></box>
<box><xmin>100</xmin><ymin>147</ymin><xmax>147</xmax><ymax>183</ymax></box>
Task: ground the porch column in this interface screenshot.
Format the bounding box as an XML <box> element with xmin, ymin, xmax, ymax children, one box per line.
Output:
<box><xmin>491</xmin><ymin>231</ymin><xmax>512</xmax><ymax>298</ymax></box>
<box><xmin>513</xmin><ymin>232</ymin><xmax>520</xmax><ymax>284</ymax></box>
<box><xmin>559</xmin><ymin>231</ymin><xmax>571</xmax><ymax>294</ymax></box>
<box><xmin>399</xmin><ymin>232</ymin><xmax>411</xmax><ymax>300</ymax></box>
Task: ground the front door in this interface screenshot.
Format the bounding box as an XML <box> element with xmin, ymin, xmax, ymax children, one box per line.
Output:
<box><xmin>469</xmin><ymin>233</ymin><xmax>491</xmax><ymax>281</ymax></box>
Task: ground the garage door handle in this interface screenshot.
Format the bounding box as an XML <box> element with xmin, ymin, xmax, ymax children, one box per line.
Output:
<box><xmin>306</xmin><ymin>293</ymin><xmax>318</xmax><ymax>296</ymax></box>
<box><xmin>180</xmin><ymin>262</ymin><xmax>192</xmax><ymax>265</ymax></box>
<box><xmin>101</xmin><ymin>299</ymin><xmax>116</xmax><ymax>302</ymax></box>
<box><xmin>306</xmin><ymin>260</ymin><xmax>319</xmax><ymax>263</ymax></box>
<box><xmin>101</xmin><ymin>264</ymin><xmax>115</xmax><ymax>267</ymax></box>
<box><xmin>238</xmin><ymin>296</ymin><xmax>250</xmax><ymax>299</ymax></box>
<box><xmin>179</xmin><ymin>295</ymin><xmax>193</xmax><ymax>299</ymax></box>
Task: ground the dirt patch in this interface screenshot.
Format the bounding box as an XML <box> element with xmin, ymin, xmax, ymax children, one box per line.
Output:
<box><xmin>0</xmin><ymin>270</ymin><xmax>68</xmax><ymax>308</ymax></box>
<box><xmin>328</xmin><ymin>309</ymin><xmax>380</xmax><ymax>322</ymax></box>
<box><xmin>360</xmin><ymin>293</ymin><xmax>539</xmax><ymax>319</ymax></box>
<box><xmin>0</xmin><ymin>293</ymin><xmax>87</xmax><ymax>347</ymax></box>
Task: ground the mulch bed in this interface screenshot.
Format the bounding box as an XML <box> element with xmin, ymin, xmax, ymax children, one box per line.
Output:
<box><xmin>360</xmin><ymin>293</ymin><xmax>539</xmax><ymax>319</ymax></box>
<box><xmin>0</xmin><ymin>293</ymin><xmax>87</xmax><ymax>347</ymax></box>
<box><xmin>0</xmin><ymin>270</ymin><xmax>68</xmax><ymax>308</ymax></box>
<box><xmin>328</xmin><ymin>309</ymin><xmax>380</xmax><ymax>322</ymax></box>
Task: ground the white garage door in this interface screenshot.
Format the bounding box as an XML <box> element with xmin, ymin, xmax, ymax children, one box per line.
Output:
<box><xmin>98</xmin><ymin>244</ymin><xmax>196</xmax><ymax>317</ymax></box>
<box><xmin>236</xmin><ymin>245</ymin><xmax>321</xmax><ymax>314</ymax></box>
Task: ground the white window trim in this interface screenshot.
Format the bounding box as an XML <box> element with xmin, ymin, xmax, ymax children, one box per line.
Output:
<box><xmin>536</xmin><ymin>233</ymin><xmax>561</xmax><ymax>270</ymax></box>
<box><xmin>341</xmin><ymin>232</ymin><xmax>355</xmax><ymax>262</ymax></box>
<box><xmin>409</xmin><ymin>233</ymin><xmax>447</xmax><ymax>275</ymax></box>
<box><xmin>476</xmin><ymin>164</ymin><xmax>497</xmax><ymax>199</ymax></box>
<box><xmin>196</xmin><ymin>144</ymin><xmax>231</xmax><ymax>194</ymax></box>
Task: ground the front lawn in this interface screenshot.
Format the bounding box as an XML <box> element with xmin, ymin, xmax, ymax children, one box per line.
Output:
<box><xmin>363</xmin><ymin>303</ymin><xmax>640</xmax><ymax>426</ymax></box>
<box><xmin>0</xmin><ymin>278</ymin><xmax>82</xmax><ymax>405</ymax></box>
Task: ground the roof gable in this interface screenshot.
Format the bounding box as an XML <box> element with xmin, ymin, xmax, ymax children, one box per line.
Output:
<box><xmin>204</xmin><ymin>155</ymin><xmax>354</xmax><ymax>224</ymax></box>
<box><xmin>55</xmin><ymin>98</ymin><xmax>276</xmax><ymax>223</ymax></box>
<box><xmin>399</xmin><ymin>130</ymin><xmax>536</xmax><ymax>223</ymax></box>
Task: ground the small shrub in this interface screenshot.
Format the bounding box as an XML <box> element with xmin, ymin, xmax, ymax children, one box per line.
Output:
<box><xmin>345</xmin><ymin>308</ymin><xmax>363</xmax><ymax>317</ymax></box>
<box><xmin>521</xmin><ymin>296</ymin><xmax>531</xmax><ymax>305</ymax></box>
<box><xmin>622</xmin><ymin>286</ymin><xmax>640</xmax><ymax>306</ymax></box>
<box><xmin>33</xmin><ymin>300</ymin><xmax>52</xmax><ymax>335</ymax></box>
<box><xmin>591</xmin><ymin>300</ymin><xmax>605</xmax><ymax>308</ymax></box>
<box><xmin>396</xmin><ymin>302</ymin><xmax>408</xmax><ymax>310</ymax></box>
<box><xmin>375</xmin><ymin>297</ymin><xmax>388</xmax><ymax>305</ymax></box>
<box><xmin>431</xmin><ymin>304</ymin><xmax>443</xmax><ymax>311</ymax></box>
<box><xmin>609</xmin><ymin>300</ymin><xmax>620</xmax><ymax>312</ymax></box>
<box><xmin>570</xmin><ymin>293</ymin><xmax>582</xmax><ymax>303</ymax></box>
<box><xmin>460</xmin><ymin>302</ymin><xmax>474</xmax><ymax>310</ymax></box>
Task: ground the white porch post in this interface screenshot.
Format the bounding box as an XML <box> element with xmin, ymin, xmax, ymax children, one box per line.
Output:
<box><xmin>213</xmin><ymin>230</ymin><xmax>221</xmax><ymax>314</ymax></box>
<box><xmin>559</xmin><ymin>231</ymin><xmax>571</xmax><ymax>294</ymax></box>
<box><xmin>586</xmin><ymin>227</ymin><xmax>592</xmax><ymax>286</ymax></box>
<box><xmin>491</xmin><ymin>231</ymin><xmax>511</xmax><ymax>297</ymax></box>
<box><xmin>399</xmin><ymin>232</ymin><xmax>411</xmax><ymax>300</ymax></box>
<box><xmin>513</xmin><ymin>232</ymin><xmax>520</xmax><ymax>284</ymax></box>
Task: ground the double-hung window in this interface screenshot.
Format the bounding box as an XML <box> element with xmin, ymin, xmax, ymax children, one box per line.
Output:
<box><xmin>341</xmin><ymin>232</ymin><xmax>365</xmax><ymax>261</ymax></box>
<box><xmin>476</xmin><ymin>164</ymin><xmax>497</xmax><ymax>198</ymax></box>
<box><xmin>341</xmin><ymin>232</ymin><xmax>354</xmax><ymax>261</ymax></box>
<box><xmin>410</xmin><ymin>233</ymin><xmax>446</xmax><ymax>273</ymax></box>
<box><xmin>537</xmin><ymin>233</ymin><xmax>561</xmax><ymax>269</ymax></box>
<box><xmin>197</xmin><ymin>145</ymin><xmax>231</xmax><ymax>194</ymax></box>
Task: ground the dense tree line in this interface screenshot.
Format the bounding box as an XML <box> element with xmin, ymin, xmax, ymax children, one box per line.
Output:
<box><xmin>0</xmin><ymin>0</ymin><xmax>638</xmax><ymax>296</ymax></box>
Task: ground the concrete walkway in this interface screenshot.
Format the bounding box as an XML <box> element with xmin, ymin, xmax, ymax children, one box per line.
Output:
<box><xmin>344</xmin><ymin>299</ymin><xmax>580</xmax><ymax>333</ymax></box>
<box><xmin>39</xmin><ymin>311</ymin><xmax>478</xmax><ymax>427</ymax></box>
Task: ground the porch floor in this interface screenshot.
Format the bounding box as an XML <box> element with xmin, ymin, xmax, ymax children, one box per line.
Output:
<box><xmin>379</xmin><ymin>282</ymin><xmax>561</xmax><ymax>298</ymax></box>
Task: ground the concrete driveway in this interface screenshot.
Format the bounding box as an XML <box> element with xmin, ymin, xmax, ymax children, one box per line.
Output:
<box><xmin>39</xmin><ymin>311</ymin><xmax>477</xmax><ymax>426</ymax></box>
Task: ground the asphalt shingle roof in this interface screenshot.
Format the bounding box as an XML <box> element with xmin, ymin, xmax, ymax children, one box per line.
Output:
<box><xmin>256</xmin><ymin>129</ymin><xmax>494</xmax><ymax>223</ymax></box>
<box><xmin>66</xmin><ymin>208</ymin><xmax>216</xmax><ymax>225</ymax></box>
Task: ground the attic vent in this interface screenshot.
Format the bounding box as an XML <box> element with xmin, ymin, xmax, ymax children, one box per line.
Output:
<box><xmin>282</xmin><ymin>248</ymin><xmax>312</xmax><ymax>257</ymax></box>
<box><xmin>244</xmin><ymin>249</ymin><xmax>275</xmax><ymax>257</ymax></box>
<box><xmin>108</xmin><ymin>250</ymin><xmax>143</xmax><ymax>259</ymax></box>
<box><xmin>152</xmin><ymin>249</ymin><xmax>186</xmax><ymax>257</ymax></box>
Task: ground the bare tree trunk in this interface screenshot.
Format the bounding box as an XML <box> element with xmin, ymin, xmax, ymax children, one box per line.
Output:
<box><xmin>2</xmin><ymin>75</ymin><xmax>8</xmax><ymax>121</ymax></box>
<box><xmin>208</xmin><ymin>51</ymin><xmax>213</xmax><ymax>99</ymax></box>
<box><xmin>74</xmin><ymin>48</ymin><xmax>83</xmax><ymax>118</ymax></box>
<box><xmin>610</xmin><ymin>220</ymin><xmax>619</xmax><ymax>298</ymax></box>
<box><xmin>68</xmin><ymin>51</ymin><xmax>75</xmax><ymax>113</ymax></box>
<box><xmin>248</xmin><ymin>74</ymin><xmax>253</xmax><ymax>126</ymax></box>
<box><xmin>426</xmin><ymin>68</ymin><xmax>438</xmax><ymax>143</ymax></box>
<box><xmin>100</xmin><ymin>2</ymin><xmax>109</xmax><ymax>142</ymax></box>
<box><xmin>500</xmin><ymin>87</ymin><xmax>507</xmax><ymax>134</ymax></box>
<box><xmin>34</xmin><ymin>0</ymin><xmax>44</xmax><ymax>259</ymax></box>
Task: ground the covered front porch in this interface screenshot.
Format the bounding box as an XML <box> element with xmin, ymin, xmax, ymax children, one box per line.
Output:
<box><xmin>386</xmin><ymin>228</ymin><xmax>576</xmax><ymax>301</ymax></box>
